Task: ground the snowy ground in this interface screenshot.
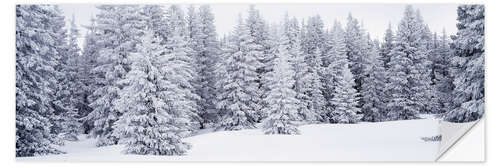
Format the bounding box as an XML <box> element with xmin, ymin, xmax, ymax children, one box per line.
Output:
<box><xmin>17</xmin><ymin>116</ymin><xmax>440</xmax><ymax>161</ymax></box>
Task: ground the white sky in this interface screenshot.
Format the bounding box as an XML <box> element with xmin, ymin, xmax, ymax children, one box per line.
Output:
<box><xmin>59</xmin><ymin>4</ymin><xmax>459</xmax><ymax>45</ymax></box>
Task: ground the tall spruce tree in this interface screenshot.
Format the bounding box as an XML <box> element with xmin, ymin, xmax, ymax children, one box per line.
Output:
<box><xmin>308</xmin><ymin>48</ymin><xmax>327</xmax><ymax>121</ymax></box>
<box><xmin>344</xmin><ymin>13</ymin><xmax>369</xmax><ymax>96</ymax></box>
<box><xmin>381</xmin><ymin>23</ymin><xmax>394</xmax><ymax>69</ymax></box>
<box><xmin>328</xmin><ymin>64</ymin><xmax>361</xmax><ymax>123</ymax></box>
<box><xmin>85</xmin><ymin>5</ymin><xmax>145</xmax><ymax>146</ymax></box>
<box><xmin>415</xmin><ymin>10</ymin><xmax>438</xmax><ymax>114</ymax></box>
<box><xmin>216</xmin><ymin>15</ymin><xmax>260</xmax><ymax>130</ymax></box>
<box><xmin>263</xmin><ymin>31</ymin><xmax>300</xmax><ymax>135</ymax></box>
<box><xmin>444</xmin><ymin>5</ymin><xmax>484</xmax><ymax>122</ymax></box>
<box><xmin>386</xmin><ymin>5</ymin><xmax>428</xmax><ymax>120</ymax></box>
<box><xmin>163</xmin><ymin>5</ymin><xmax>201</xmax><ymax>131</ymax></box>
<box><xmin>323</xmin><ymin>21</ymin><xmax>346</xmax><ymax>119</ymax></box>
<box><xmin>433</xmin><ymin>30</ymin><xmax>455</xmax><ymax>114</ymax></box>
<box><xmin>361</xmin><ymin>39</ymin><xmax>387</xmax><ymax>122</ymax></box>
<box><xmin>16</xmin><ymin>4</ymin><xmax>64</xmax><ymax>156</ymax></box>
<box><xmin>188</xmin><ymin>5</ymin><xmax>221</xmax><ymax>127</ymax></box>
<box><xmin>55</xmin><ymin>14</ymin><xmax>83</xmax><ymax>141</ymax></box>
<box><xmin>112</xmin><ymin>31</ymin><xmax>191</xmax><ymax>155</ymax></box>
<box><xmin>246</xmin><ymin>5</ymin><xmax>271</xmax><ymax>122</ymax></box>
<box><xmin>283</xmin><ymin>16</ymin><xmax>316</xmax><ymax>122</ymax></box>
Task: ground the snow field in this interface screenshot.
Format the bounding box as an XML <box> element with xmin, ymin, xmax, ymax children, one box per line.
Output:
<box><xmin>17</xmin><ymin>117</ymin><xmax>440</xmax><ymax>161</ymax></box>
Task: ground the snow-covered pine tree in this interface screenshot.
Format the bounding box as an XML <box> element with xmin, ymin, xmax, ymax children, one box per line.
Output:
<box><xmin>323</xmin><ymin>21</ymin><xmax>350</xmax><ymax>121</ymax></box>
<box><xmin>163</xmin><ymin>5</ymin><xmax>201</xmax><ymax>131</ymax></box>
<box><xmin>308</xmin><ymin>48</ymin><xmax>327</xmax><ymax>121</ymax></box>
<box><xmin>47</xmin><ymin>6</ymin><xmax>71</xmax><ymax>146</ymax></box>
<box><xmin>415</xmin><ymin>10</ymin><xmax>438</xmax><ymax>114</ymax></box>
<box><xmin>380</xmin><ymin>23</ymin><xmax>394</xmax><ymax>69</ymax></box>
<box><xmin>361</xmin><ymin>39</ymin><xmax>387</xmax><ymax>122</ymax></box>
<box><xmin>216</xmin><ymin>15</ymin><xmax>260</xmax><ymax>130</ymax></box>
<box><xmin>386</xmin><ymin>5</ymin><xmax>424</xmax><ymax>120</ymax></box>
<box><xmin>85</xmin><ymin>5</ymin><xmax>145</xmax><ymax>146</ymax></box>
<box><xmin>433</xmin><ymin>30</ymin><xmax>454</xmax><ymax>114</ymax></box>
<box><xmin>246</xmin><ymin>5</ymin><xmax>271</xmax><ymax>122</ymax></box>
<box><xmin>297</xmin><ymin>15</ymin><xmax>327</xmax><ymax>122</ymax></box>
<box><xmin>262</xmin><ymin>31</ymin><xmax>301</xmax><ymax>135</ymax></box>
<box><xmin>328</xmin><ymin>64</ymin><xmax>361</xmax><ymax>123</ymax></box>
<box><xmin>185</xmin><ymin>6</ymin><xmax>204</xmax><ymax>127</ymax></box>
<box><xmin>56</xmin><ymin>14</ymin><xmax>83</xmax><ymax>141</ymax></box>
<box><xmin>16</xmin><ymin>4</ymin><xmax>64</xmax><ymax>156</ymax></box>
<box><xmin>444</xmin><ymin>5</ymin><xmax>484</xmax><ymax>122</ymax></box>
<box><xmin>303</xmin><ymin>15</ymin><xmax>325</xmax><ymax>55</ymax></box>
<box><xmin>283</xmin><ymin>16</ymin><xmax>316</xmax><ymax>122</ymax></box>
<box><xmin>112</xmin><ymin>31</ymin><xmax>191</xmax><ymax>155</ymax></box>
<box><xmin>344</xmin><ymin>13</ymin><xmax>369</xmax><ymax>96</ymax></box>
<box><xmin>84</xmin><ymin>5</ymin><xmax>123</xmax><ymax>146</ymax></box>
<box><xmin>188</xmin><ymin>5</ymin><xmax>221</xmax><ymax>127</ymax></box>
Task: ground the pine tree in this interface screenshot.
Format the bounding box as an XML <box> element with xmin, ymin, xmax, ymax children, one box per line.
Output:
<box><xmin>16</xmin><ymin>4</ymin><xmax>64</xmax><ymax>156</ymax></box>
<box><xmin>444</xmin><ymin>5</ymin><xmax>484</xmax><ymax>122</ymax></box>
<box><xmin>263</xmin><ymin>32</ymin><xmax>300</xmax><ymax>135</ymax></box>
<box><xmin>189</xmin><ymin>5</ymin><xmax>221</xmax><ymax>127</ymax></box>
<box><xmin>327</xmin><ymin>64</ymin><xmax>361</xmax><ymax>123</ymax></box>
<box><xmin>55</xmin><ymin>14</ymin><xmax>83</xmax><ymax>141</ymax></box>
<box><xmin>85</xmin><ymin>5</ymin><xmax>146</xmax><ymax>146</ymax></box>
<box><xmin>308</xmin><ymin>48</ymin><xmax>326</xmax><ymax>121</ymax></box>
<box><xmin>386</xmin><ymin>5</ymin><xmax>425</xmax><ymax>120</ymax></box>
<box><xmin>433</xmin><ymin>30</ymin><xmax>454</xmax><ymax>114</ymax></box>
<box><xmin>47</xmin><ymin>6</ymin><xmax>70</xmax><ymax>146</ymax></box>
<box><xmin>284</xmin><ymin>16</ymin><xmax>315</xmax><ymax>122</ymax></box>
<box><xmin>303</xmin><ymin>15</ymin><xmax>325</xmax><ymax>55</ymax></box>
<box><xmin>415</xmin><ymin>10</ymin><xmax>438</xmax><ymax>114</ymax></box>
<box><xmin>361</xmin><ymin>39</ymin><xmax>387</xmax><ymax>122</ymax></box>
<box><xmin>163</xmin><ymin>5</ymin><xmax>201</xmax><ymax>131</ymax></box>
<box><xmin>246</xmin><ymin>5</ymin><xmax>271</xmax><ymax>122</ymax></box>
<box><xmin>216</xmin><ymin>15</ymin><xmax>260</xmax><ymax>130</ymax></box>
<box><xmin>112</xmin><ymin>31</ymin><xmax>191</xmax><ymax>155</ymax></box>
<box><xmin>323</xmin><ymin>21</ymin><xmax>345</xmax><ymax>101</ymax></box>
<box><xmin>323</xmin><ymin>21</ymin><xmax>350</xmax><ymax>121</ymax></box>
<box><xmin>381</xmin><ymin>23</ymin><xmax>394</xmax><ymax>69</ymax></box>
<box><xmin>344</xmin><ymin>13</ymin><xmax>369</xmax><ymax>95</ymax></box>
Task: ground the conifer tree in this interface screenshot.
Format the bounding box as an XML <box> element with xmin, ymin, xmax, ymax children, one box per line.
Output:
<box><xmin>433</xmin><ymin>30</ymin><xmax>454</xmax><ymax>114</ymax></box>
<box><xmin>163</xmin><ymin>5</ymin><xmax>201</xmax><ymax>131</ymax></box>
<box><xmin>381</xmin><ymin>23</ymin><xmax>394</xmax><ymax>69</ymax></box>
<box><xmin>284</xmin><ymin>16</ymin><xmax>316</xmax><ymax>121</ymax></box>
<box><xmin>361</xmin><ymin>39</ymin><xmax>387</xmax><ymax>122</ymax></box>
<box><xmin>56</xmin><ymin>14</ymin><xmax>83</xmax><ymax>141</ymax></box>
<box><xmin>189</xmin><ymin>5</ymin><xmax>221</xmax><ymax>127</ymax></box>
<box><xmin>328</xmin><ymin>64</ymin><xmax>361</xmax><ymax>123</ymax></box>
<box><xmin>323</xmin><ymin>21</ymin><xmax>350</xmax><ymax>121</ymax></box>
<box><xmin>85</xmin><ymin>5</ymin><xmax>145</xmax><ymax>146</ymax></box>
<box><xmin>216</xmin><ymin>15</ymin><xmax>260</xmax><ymax>130</ymax></box>
<box><xmin>16</xmin><ymin>4</ymin><xmax>65</xmax><ymax>156</ymax></box>
<box><xmin>344</xmin><ymin>13</ymin><xmax>369</xmax><ymax>94</ymax></box>
<box><xmin>445</xmin><ymin>5</ymin><xmax>484</xmax><ymax>122</ymax></box>
<box><xmin>386</xmin><ymin>5</ymin><xmax>425</xmax><ymax>120</ymax></box>
<box><xmin>308</xmin><ymin>48</ymin><xmax>327</xmax><ymax>121</ymax></box>
<box><xmin>112</xmin><ymin>31</ymin><xmax>191</xmax><ymax>155</ymax></box>
<box><xmin>246</xmin><ymin>5</ymin><xmax>271</xmax><ymax>122</ymax></box>
<box><xmin>263</xmin><ymin>33</ymin><xmax>300</xmax><ymax>135</ymax></box>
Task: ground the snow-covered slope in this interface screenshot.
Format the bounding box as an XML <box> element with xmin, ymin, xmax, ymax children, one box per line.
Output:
<box><xmin>17</xmin><ymin>118</ymin><xmax>440</xmax><ymax>161</ymax></box>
